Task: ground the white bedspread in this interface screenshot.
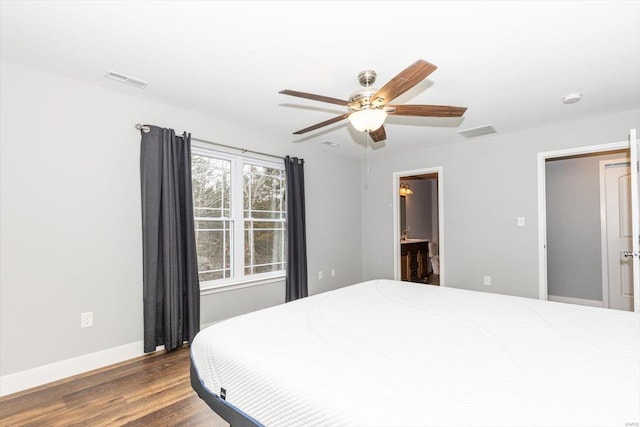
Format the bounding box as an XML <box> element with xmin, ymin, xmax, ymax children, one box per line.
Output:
<box><xmin>191</xmin><ymin>279</ymin><xmax>640</xmax><ymax>426</ymax></box>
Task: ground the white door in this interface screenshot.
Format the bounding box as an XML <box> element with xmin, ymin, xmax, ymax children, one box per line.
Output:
<box><xmin>602</xmin><ymin>160</ymin><xmax>633</xmax><ymax>311</ymax></box>
<box><xmin>629</xmin><ymin>129</ymin><xmax>640</xmax><ymax>312</ymax></box>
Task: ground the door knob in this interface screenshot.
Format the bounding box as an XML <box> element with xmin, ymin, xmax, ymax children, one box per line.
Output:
<box><xmin>623</xmin><ymin>251</ymin><xmax>640</xmax><ymax>258</ymax></box>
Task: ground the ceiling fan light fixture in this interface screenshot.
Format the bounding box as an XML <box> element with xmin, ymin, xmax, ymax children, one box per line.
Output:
<box><xmin>348</xmin><ymin>108</ymin><xmax>387</xmax><ymax>132</ymax></box>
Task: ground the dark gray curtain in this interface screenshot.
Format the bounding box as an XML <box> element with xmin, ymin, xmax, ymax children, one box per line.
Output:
<box><xmin>140</xmin><ymin>125</ymin><xmax>199</xmax><ymax>353</ymax></box>
<box><xmin>284</xmin><ymin>156</ymin><xmax>308</xmax><ymax>302</ymax></box>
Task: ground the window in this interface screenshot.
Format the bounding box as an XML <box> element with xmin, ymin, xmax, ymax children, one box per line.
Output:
<box><xmin>191</xmin><ymin>147</ymin><xmax>285</xmax><ymax>289</ymax></box>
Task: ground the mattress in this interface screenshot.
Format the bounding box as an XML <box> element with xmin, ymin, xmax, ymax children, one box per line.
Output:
<box><xmin>191</xmin><ymin>279</ymin><xmax>640</xmax><ymax>426</ymax></box>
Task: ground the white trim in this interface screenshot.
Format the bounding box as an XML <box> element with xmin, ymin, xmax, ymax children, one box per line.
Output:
<box><xmin>200</xmin><ymin>274</ymin><xmax>285</xmax><ymax>295</ymax></box>
<box><xmin>547</xmin><ymin>295</ymin><xmax>604</xmax><ymax>308</ymax></box>
<box><xmin>537</xmin><ymin>152</ymin><xmax>549</xmax><ymax>301</ymax></box>
<box><xmin>392</xmin><ymin>166</ymin><xmax>444</xmax><ymax>286</ymax></box>
<box><xmin>0</xmin><ymin>341</ymin><xmax>150</xmax><ymax>396</ymax></box>
<box><xmin>629</xmin><ymin>129</ymin><xmax>640</xmax><ymax>313</ymax></box>
<box><xmin>0</xmin><ymin>314</ymin><xmax>229</xmax><ymax>397</ymax></box>
<box><xmin>598</xmin><ymin>158</ymin><xmax>631</xmax><ymax>309</ymax></box>
<box><xmin>537</xmin><ymin>140</ymin><xmax>629</xmax><ymax>302</ymax></box>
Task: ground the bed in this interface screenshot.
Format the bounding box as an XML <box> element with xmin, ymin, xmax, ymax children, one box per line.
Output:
<box><xmin>190</xmin><ymin>279</ymin><xmax>640</xmax><ymax>426</ymax></box>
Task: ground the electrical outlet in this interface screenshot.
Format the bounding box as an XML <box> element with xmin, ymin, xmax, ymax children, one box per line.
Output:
<box><xmin>483</xmin><ymin>276</ymin><xmax>492</xmax><ymax>286</ymax></box>
<box><xmin>81</xmin><ymin>312</ymin><xmax>94</xmax><ymax>328</ymax></box>
<box><xmin>318</xmin><ymin>271</ymin><xmax>323</xmax><ymax>280</ymax></box>
<box><xmin>517</xmin><ymin>217</ymin><xmax>526</xmax><ymax>227</ymax></box>
<box><xmin>331</xmin><ymin>269</ymin><xmax>336</xmax><ymax>277</ymax></box>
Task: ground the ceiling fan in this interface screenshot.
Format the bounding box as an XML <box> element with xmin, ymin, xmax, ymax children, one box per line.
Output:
<box><xmin>279</xmin><ymin>59</ymin><xmax>467</xmax><ymax>143</ymax></box>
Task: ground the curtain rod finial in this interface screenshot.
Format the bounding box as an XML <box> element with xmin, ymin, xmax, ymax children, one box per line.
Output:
<box><xmin>136</xmin><ymin>123</ymin><xmax>150</xmax><ymax>133</ymax></box>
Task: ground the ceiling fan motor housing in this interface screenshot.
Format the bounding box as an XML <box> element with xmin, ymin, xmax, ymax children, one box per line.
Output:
<box><xmin>357</xmin><ymin>70</ymin><xmax>377</xmax><ymax>87</ymax></box>
<box><xmin>349</xmin><ymin>70</ymin><xmax>379</xmax><ymax>111</ymax></box>
<box><xmin>349</xmin><ymin>88</ymin><xmax>377</xmax><ymax>109</ymax></box>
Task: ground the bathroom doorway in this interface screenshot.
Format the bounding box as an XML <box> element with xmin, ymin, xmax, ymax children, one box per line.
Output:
<box><xmin>393</xmin><ymin>167</ymin><xmax>443</xmax><ymax>286</ymax></box>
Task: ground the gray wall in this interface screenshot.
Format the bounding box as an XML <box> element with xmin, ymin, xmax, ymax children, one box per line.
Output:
<box><xmin>361</xmin><ymin>110</ymin><xmax>640</xmax><ymax>298</ymax></box>
<box><xmin>0</xmin><ymin>60</ymin><xmax>363</xmax><ymax>376</ymax></box>
<box><xmin>545</xmin><ymin>151</ymin><xmax>628</xmax><ymax>300</ymax></box>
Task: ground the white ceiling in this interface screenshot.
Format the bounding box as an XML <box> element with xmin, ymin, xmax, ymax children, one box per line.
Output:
<box><xmin>1</xmin><ymin>1</ymin><xmax>639</xmax><ymax>158</ymax></box>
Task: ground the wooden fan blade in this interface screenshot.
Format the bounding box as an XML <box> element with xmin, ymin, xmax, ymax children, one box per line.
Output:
<box><xmin>293</xmin><ymin>113</ymin><xmax>350</xmax><ymax>134</ymax></box>
<box><xmin>389</xmin><ymin>104</ymin><xmax>467</xmax><ymax>117</ymax></box>
<box><xmin>372</xmin><ymin>60</ymin><xmax>438</xmax><ymax>104</ymax></box>
<box><xmin>369</xmin><ymin>126</ymin><xmax>386</xmax><ymax>143</ymax></box>
<box><xmin>279</xmin><ymin>90</ymin><xmax>349</xmax><ymax>106</ymax></box>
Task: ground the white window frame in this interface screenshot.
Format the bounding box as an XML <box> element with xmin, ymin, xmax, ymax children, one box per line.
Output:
<box><xmin>191</xmin><ymin>144</ymin><xmax>286</xmax><ymax>295</ymax></box>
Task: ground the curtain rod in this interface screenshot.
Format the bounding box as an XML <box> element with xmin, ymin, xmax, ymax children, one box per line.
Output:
<box><xmin>135</xmin><ymin>124</ymin><xmax>284</xmax><ymax>161</ymax></box>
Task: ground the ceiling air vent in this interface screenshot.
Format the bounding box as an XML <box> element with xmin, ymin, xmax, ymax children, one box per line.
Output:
<box><xmin>323</xmin><ymin>140</ymin><xmax>340</xmax><ymax>148</ymax></box>
<box><xmin>457</xmin><ymin>124</ymin><xmax>497</xmax><ymax>138</ymax></box>
<box><xmin>105</xmin><ymin>71</ymin><xmax>148</xmax><ymax>89</ymax></box>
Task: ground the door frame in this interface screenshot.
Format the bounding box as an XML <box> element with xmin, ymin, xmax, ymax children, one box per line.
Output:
<box><xmin>630</xmin><ymin>129</ymin><xmax>640</xmax><ymax>313</ymax></box>
<box><xmin>392</xmin><ymin>166</ymin><xmax>444</xmax><ymax>285</ymax></box>
<box><xmin>599</xmin><ymin>158</ymin><xmax>631</xmax><ymax>309</ymax></box>
<box><xmin>537</xmin><ymin>140</ymin><xmax>630</xmax><ymax>302</ymax></box>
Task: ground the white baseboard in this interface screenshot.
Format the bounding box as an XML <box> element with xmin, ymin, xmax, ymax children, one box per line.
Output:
<box><xmin>0</xmin><ymin>323</ymin><xmax>220</xmax><ymax>397</ymax></box>
<box><xmin>547</xmin><ymin>294</ymin><xmax>604</xmax><ymax>308</ymax></box>
<box><xmin>0</xmin><ymin>340</ymin><xmax>147</xmax><ymax>397</ymax></box>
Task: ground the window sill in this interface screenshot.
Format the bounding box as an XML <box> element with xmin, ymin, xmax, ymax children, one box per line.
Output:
<box><xmin>200</xmin><ymin>274</ymin><xmax>286</xmax><ymax>295</ymax></box>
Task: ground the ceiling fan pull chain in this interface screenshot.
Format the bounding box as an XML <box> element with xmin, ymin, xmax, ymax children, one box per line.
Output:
<box><xmin>365</xmin><ymin>132</ymin><xmax>370</xmax><ymax>174</ymax></box>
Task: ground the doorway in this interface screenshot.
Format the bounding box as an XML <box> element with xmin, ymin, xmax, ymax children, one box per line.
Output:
<box><xmin>538</xmin><ymin>142</ymin><xmax>634</xmax><ymax>310</ymax></box>
<box><xmin>393</xmin><ymin>167</ymin><xmax>444</xmax><ymax>286</ymax></box>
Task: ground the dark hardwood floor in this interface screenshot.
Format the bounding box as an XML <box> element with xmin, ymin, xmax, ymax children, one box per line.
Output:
<box><xmin>0</xmin><ymin>346</ymin><xmax>228</xmax><ymax>426</ymax></box>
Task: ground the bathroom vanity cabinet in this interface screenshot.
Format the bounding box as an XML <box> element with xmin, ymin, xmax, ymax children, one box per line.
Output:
<box><xmin>400</xmin><ymin>239</ymin><xmax>429</xmax><ymax>282</ymax></box>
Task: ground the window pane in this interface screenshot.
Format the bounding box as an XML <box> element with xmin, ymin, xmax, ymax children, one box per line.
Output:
<box><xmin>192</xmin><ymin>155</ymin><xmax>231</xmax><ymax>218</ymax></box>
<box><xmin>195</xmin><ymin>219</ymin><xmax>232</xmax><ymax>282</ymax></box>
<box><xmin>244</xmin><ymin>220</ymin><xmax>285</xmax><ymax>275</ymax></box>
<box><xmin>243</xmin><ymin>163</ymin><xmax>286</xmax><ymax>276</ymax></box>
<box><xmin>243</xmin><ymin>164</ymin><xmax>285</xmax><ymax>220</ymax></box>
